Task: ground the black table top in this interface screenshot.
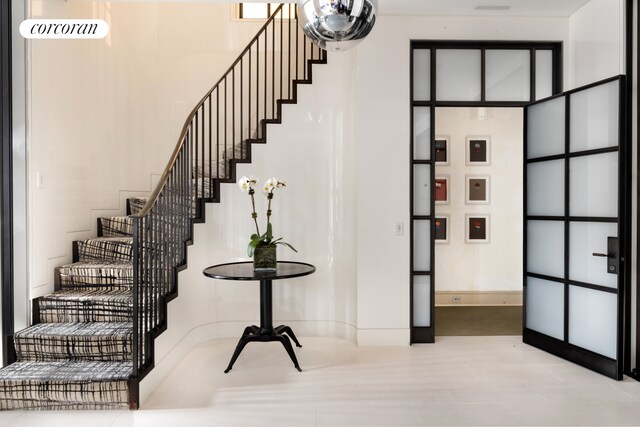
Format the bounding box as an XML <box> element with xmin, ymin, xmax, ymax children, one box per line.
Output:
<box><xmin>203</xmin><ymin>261</ymin><xmax>316</xmax><ymax>281</ymax></box>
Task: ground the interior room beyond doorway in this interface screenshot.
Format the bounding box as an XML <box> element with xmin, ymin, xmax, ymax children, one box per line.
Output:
<box><xmin>434</xmin><ymin>107</ymin><xmax>523</xmax><ymax>336</ymax></box>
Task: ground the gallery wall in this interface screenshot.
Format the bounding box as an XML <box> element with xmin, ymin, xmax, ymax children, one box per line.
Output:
<box><xmin>434</xmin><ymin>107</ymin><xmax>523</xmax><ymax>302</ymax></box>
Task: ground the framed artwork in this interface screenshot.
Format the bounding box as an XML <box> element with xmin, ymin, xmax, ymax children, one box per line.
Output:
<box><xmin>434</xmin><ymin>215</ymin><xmax>449</xmax><ymax>244</ymax></box>
<box><xmin>465</xmin><ymin>214</ymin><xmax>490</xmax><ymax>243</ymax></box>
<box><xmin>434</xmin><ymin>135</ymin><xmax>449</xmax><ymax>165</ymax></box>
<box><xmin>466</xmin><ymin>136</ymin><xmax>491</xmax><ymax>165</ymax></box>
<box><xmin>465</xmin><ymin>175</ymin><xmax>491</xmax><ymax>204</ymax></box>
<box><xmin>434</xmin><ymin>175</ymin><xmax>449</xmax><ymax>205</ymax></box>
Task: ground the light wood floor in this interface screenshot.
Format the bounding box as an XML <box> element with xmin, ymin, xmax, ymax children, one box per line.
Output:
<box><xmin>435</xmin><ymin>305</ymin><xmax>522</xmax><ymax>336</ymax></box>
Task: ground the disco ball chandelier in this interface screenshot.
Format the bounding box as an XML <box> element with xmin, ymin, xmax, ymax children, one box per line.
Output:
<box><xmin>297</xmin><ymin>0</ymin><xmax>378</xmax><ymax>52</ymax></box>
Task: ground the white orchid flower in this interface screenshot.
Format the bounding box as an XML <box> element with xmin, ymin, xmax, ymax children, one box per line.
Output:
<box><xmin>264</xmin><ymin>177</ymin><xmax>286</xmax><ymax>193</ymax></box>
<box><xmin>238</xmin><ymin>176</ymin><xmax>258</xmax><ymax>192</ymax></box>
<box><xmin>264</xmin><ymin>178</ymin><xmax>276</xmax><ymax>194</ymax></box>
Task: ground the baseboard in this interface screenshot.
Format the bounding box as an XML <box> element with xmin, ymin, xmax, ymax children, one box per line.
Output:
<box><xmin>356</xmin><ymin>328</ymin><xmax>410</xmax><ymax>346</ymax></box>
<box><xmin>435</xmin><ymin>291</ymin><xmax>522</xmax><ymax>307</ymax></box>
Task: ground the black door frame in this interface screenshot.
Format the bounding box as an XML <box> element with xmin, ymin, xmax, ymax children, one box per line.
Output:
<box><xmin>409</xmin><ymin>40</ymin><xmax>563</xmax><ymax>344</ymax></box>
<box><xmin>0</xmin><ymin>0</ymin><xmax>15</xmax><ymax>367</ymax></box>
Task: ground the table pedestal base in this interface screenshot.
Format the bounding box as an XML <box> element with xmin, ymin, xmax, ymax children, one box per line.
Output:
<box><xmin>224</xmin><ymin>324</ymin><xmax>302</xmax><ymax>373</ymax></box>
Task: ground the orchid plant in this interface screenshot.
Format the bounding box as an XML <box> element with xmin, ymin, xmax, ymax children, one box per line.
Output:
<box><xmin>239</xmin><ymin>176</ymin><xmax>297</xmax><ymax>257</ymax></box>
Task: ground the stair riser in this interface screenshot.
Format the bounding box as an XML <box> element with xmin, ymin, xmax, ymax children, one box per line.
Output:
<box><xmin>98</xmin><ymin>218</ymin><xmax>133</xmax><ymax>238</ymax></box>
<box><xmin>56</xmin><ymin>266</ymin><xmax>133</xmax><ymax>291</ymax></box>
<box><xmin>75</xmin><ymin>240</ymin><xmax>132</xmax><ymax>263</ymax></box>
<box><xmin>15</xmin><ymin>335</ymin><xmax>132</xmax><ymax>362</ymax></box>
<box><xmin>0</xmin><ymin>380</ymin><xmax>130</xmax><ymax>410</ymax></box>
<box><xmin>39</xmin><ymin>300</ymin><xmax>133</xmax><ymax>323</ymax></box>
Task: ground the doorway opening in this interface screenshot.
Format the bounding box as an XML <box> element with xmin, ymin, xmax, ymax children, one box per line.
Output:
<box><xmin>433</xmin><ymin>106</ymin><xmax>523</xmax><ymax>337</ymax></box>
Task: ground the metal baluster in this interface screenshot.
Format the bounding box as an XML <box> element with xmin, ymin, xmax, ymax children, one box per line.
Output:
<box><xmin>224</xmin><ymin>77</ymin><xmax>228</xmax><ymax>171</ymax></box>
<box><xmin>216</xmin><ymin>88</ymin><xmax>221</xmax><ymax>180</ymax></box>
<box><xmin>208</xmin><ymin>95</ymin><xmax>212</xmax><ymax>197</ymax></box>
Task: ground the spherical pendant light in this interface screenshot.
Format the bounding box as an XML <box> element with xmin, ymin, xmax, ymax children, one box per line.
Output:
<box><xmin>297</xmin><ymin>0</ymin><xmax>378</xmax><ymax>52</ymax></box>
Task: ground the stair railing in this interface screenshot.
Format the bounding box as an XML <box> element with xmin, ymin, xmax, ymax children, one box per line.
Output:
<box><xmin>130</xmin><ymin>3</ymin><xmax>326</xmax><ymax>383</ymax></box>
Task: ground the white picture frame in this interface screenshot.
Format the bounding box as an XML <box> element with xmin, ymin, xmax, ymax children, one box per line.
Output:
<box><xmin>465</xmin><ymin>214</ymin><xmax>491</xmax><ymax>244</ymax></box>
<box><xmin>435</xmin><ymin>175</ymin><xmax>450</xmax><ymax>205</ymax></box>
<box><xmin>465</xmin><ymin>174</ymin><xmax>491</xmax><ymax>205</ymax></box>
<box><xmin>465</xmin><ymin>135</ymin><xmax>491</xmax><ymax>166</ymax></box>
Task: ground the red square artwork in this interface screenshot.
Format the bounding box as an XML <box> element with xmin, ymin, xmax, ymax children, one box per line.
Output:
<box><xmin>435</xmin><ymin>178</ymin><xmax>448</xmax><ymax>202</ymax></box>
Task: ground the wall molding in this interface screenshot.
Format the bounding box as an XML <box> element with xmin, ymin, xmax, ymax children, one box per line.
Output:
<box><xmin>435</xmin><ymin>290</ymin><xmax>523</xmax><ymax>306</ymax></box>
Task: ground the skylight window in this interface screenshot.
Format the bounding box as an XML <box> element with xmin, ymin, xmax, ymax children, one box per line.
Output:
<box><xmin>238</xmin><ymin>3</ymin><xmax>293</xmax><ymax>20</ymax></box>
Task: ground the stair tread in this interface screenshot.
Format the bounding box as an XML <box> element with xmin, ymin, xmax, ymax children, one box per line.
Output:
<box><xmin>59</xmin><ymin>260</ymin><xmax>132</xmax><ymax>269</ymax></box>
<box><xmin>40</xmin><ymin>289</ymin><xmax>132</xmax><ymax>303</ymax></box>
<box><xmin>77</xmin><ymin>236</ymin><xmax>133</xmax><ymax>243</ymax></box>
<box><xmin>16</xmin><ymin>322</ymin><xmax>132</xmax><ymax>338</ymax></box>
<box><xmin>0</xmin><ymin>360</ymin><xmax>132</xmax><ymax>382</ymax></box>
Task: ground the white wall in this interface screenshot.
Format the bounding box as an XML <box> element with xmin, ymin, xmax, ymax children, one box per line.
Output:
<box><xmin>434</xmin><ymin>107</ymin><xmax>523</xmax><ymax>294</ymax></box>
<box><xmin>141</xmin><ymin>52</ymin><xmax>357</xmax><ymax>403</ymax></box>
<box><xmin>355</xmin><ymin>15</ymin><xmax>570</xmax><ymax>345</ymax></box>
<box><xmin>28</xmin><ymin>1</ymin><xmax>262</xmax><ymax>297</ymax></box>
<box><xmin>568</xmin><ymin>0</ymin><xmax>625</xmax><ymax>89</ymax></box>
<box><xmin>23</xmin><ymin>0</ymin><xmax>628</xmax><ymax>365</ymax></box>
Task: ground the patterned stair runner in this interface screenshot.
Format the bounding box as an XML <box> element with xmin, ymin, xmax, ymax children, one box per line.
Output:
<box><xmin>0</xmin><ymin>361</ymin><xmax>132</xmax><ymax>410</ymax></box>
<box><xmin>0</xmin><ymin>199</ymin><xmax>140</xmax><ymax>409</ymax></box>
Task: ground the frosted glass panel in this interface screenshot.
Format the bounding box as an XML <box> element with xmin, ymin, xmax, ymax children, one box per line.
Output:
<box><xmin>526</xmin><ymin>277</ymin><xmax>564</xmax><ymax>340</ymax></box>
<box><xmin>436</xmin><ymin>49</ymin><xmax>481</xmax><ymax>101</ymax></box>
<box><xmin>486</xmin><ymin>50</ymin><xmax>530</xmax><ymax>101</ymax></box>
<box><xmin>535</xmin><ymin>50</ymin><xmax>553</xmax><ymax>100</ymax></box>
<box><xmin>413</xmin><ymin>164</ymin><xmax>431</xmax><ymax>216</ymax></box>
<box><xmin>413</xmin><ymin>276</ymin><xmax>431</xmax><ymax>327</ymax></box>
<box><xmin>527</xmin><ymin>220</ymin><xmax>564</xmax><ymax>278</ymax></box>
<box><xmin>413</xmin><ymin>220</ymin><xmax>431</xmax><ymax>271</ymax></box>
<box><xmin>568</xmin><ymin>286</ymin><xmax>617</xmax><ymax>359</ymax></box>
<box><xmin>527</xmin><ymin>96</ymin><xmax>565</xmax><ymax>159</ymax></box>
<box><xmin>569</xmin><ymin>222</ymin><xmax>617</xmax><ymax>289</ymax></box>
<box><xmin>570</xmin><ymin>80</ymin><xmax>619</xmax><ymax>152</ymax></box>
<box><xmin>413</xmin><ymin>107</ymin><xmax>431</xmax><ymax>160</ymax></box>
<box><xmin>413</xmin><ymin>49</ymin><xmax>431</xmax><ymax>101</ymax></box>
<box><xmin>527</xmin><ymin>160</ymin><xmax>564</xmax><ymax>216</ymax></box>
<box><xmin>570</xmin><ymin>152</ymin><xmax>618</xmax><ymax>218</ymax></box>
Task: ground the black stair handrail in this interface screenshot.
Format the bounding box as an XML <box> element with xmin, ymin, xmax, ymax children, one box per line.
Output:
<box><xmin>129</xmin><ymin>3</ymin><xmax>326</xmax><ymax>386</ymax></box>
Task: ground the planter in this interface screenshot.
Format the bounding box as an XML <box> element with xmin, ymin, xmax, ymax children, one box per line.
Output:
<box><xmin>253</xmin><ymin>244</ymin><xmax>277</xmax><ymax>271</ymax></box>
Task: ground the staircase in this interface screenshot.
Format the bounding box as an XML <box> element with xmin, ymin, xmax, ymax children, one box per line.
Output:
<box><xmin>0</xmin><ymin>4</ymin><xmax>326</xmax><ymax>410</ymax></box>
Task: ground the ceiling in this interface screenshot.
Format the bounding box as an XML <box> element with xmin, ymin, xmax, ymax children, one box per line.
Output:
<box><xmin>376</xmin><ymin>0</ymin><xmax>592</xmax><ymax>17</ymax></box>
<box><xmin>69</xmin><ymin>0</ymin><xmax>594</xmax><ymax>17</ymax></box>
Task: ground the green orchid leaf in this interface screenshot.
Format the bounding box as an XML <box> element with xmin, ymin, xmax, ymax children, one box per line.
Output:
<box><xmin>279</xmin><ymin>242</ymin><xmax>298</xmax><ymax>253</ymax></box>
<box><xmin>247</xmin><ymin>240</ymin><xmax>259</xmax><ymax>257</ymax></box>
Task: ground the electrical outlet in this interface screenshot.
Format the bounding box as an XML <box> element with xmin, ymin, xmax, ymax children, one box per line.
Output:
<box><xmin>452</xmin><ymin>296</ymin><xmax>462</xmax><ymax>303</ymax></box>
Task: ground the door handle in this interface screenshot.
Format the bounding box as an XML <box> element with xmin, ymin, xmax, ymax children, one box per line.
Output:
<box><xmin>592</xmin><ymin>252</ymin><xmax>613</xmax><ymax>258</ymax></box>
<box><xmin>592</xmin><ymin>237</ymin><xmax>618</xmax><ymax>274</ymax></box>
